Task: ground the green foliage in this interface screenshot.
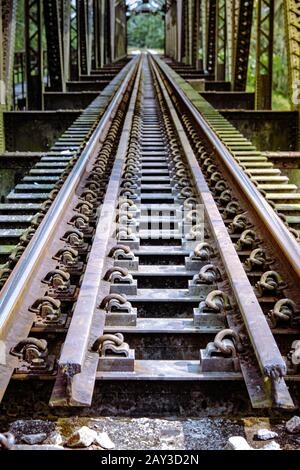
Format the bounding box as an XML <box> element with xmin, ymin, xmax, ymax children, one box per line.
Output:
<box><xmin>127</xmin><ymin>13</ymin><xmax>165</xmax><ymax>50</ymax></box>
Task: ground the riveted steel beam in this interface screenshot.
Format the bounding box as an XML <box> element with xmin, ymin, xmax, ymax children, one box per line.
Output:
<box><xmin>165</xmin><ymin>0</ymin><xmax>171</xmax><ymax>58</ymax></box>
<box><xmin>285</xmin><ymin>0</ymin><xmax>300</xmax><ymax>110</ymax></box>
<box><xmin>165</xmin><ymin>0</ymin><xmax>180</xmax><ymax>62</ymax></box>
<box><xmin>233</xmin><ymin>0</ymin><xmax>254</xmax><ymax>91</ymax></box>
<box><xmin>200</xmin><ymin>0</ymin><xmax>208</xmax><ymax>71</ymax></box>
<box><xmin>192</xmin><ymin>0</ymin><xmax>200</xmax><ymax>68</ymax></box>
<box><xmin>25</xmin><ymin>0</ymin><xmax>43</xmax><ymax>110</ymax></box>
<box><xmin>182</xmin><ymin>0</ymin><xmax>188</xmax><ymax>63</ymax></box>
<box><xmin>187</xmin><ymin>0</ymin><xmax>196</xmax><ymax>65</ymax></box>
<box><xmin>0</xmin><ymin>0</ymin><xmax>17</xmax><ymax>150</ymax></box>
<box><xmin>206</xmin><ymin>0</ymin><xmax>217</xmax><ymax>76</ymax></box>
<box><xmin>109</xmin><ymin>0</ymin><xmax>115</xmax><ymax>62</ymax></box>
<box><xmin>177</xmin><ymin>0</ymin><xmax>183</xmax><ymax>63</ymax></box>
<box><xmin>104</xmin><ymin>0</ymin><xmax>111</xmax><ymax>64</ymax></box>
<box><xmin>182</xmin><ymin>0</ymin><xmax>193</xmax><ymax>65</ymax></box>
<box><xmin>0</xmin><ymin>5</ymin><xmax>4</xmax><ymax>152</ymax></box>
<box><xmin>70</xmin><ymin>0</ymin><xmax>79</xmax><ymax>79</ymax></box>
<box><xmin>93</xmin><ymin>0</ymin><xmax>101</xmax><ymax>69</ymax></box>
<box><xmin>255</xmin><ymin>0</ymin><xmax>274</xmax><ymax>110</ymax></box>
<box><xmin>60</xmin><ymin>0</ymin><xmax>71</xmax><ymax>83</ymax></box>
<box><xmin>78</xmin><ymin>0</ymin><xmax>89</xmax><ymax>75</ymax></box>
<box><xmin>43</xmin><ymin>0</ymin><xmax>65</xmax><ymax>91</ymax></box>
<box><xmin>225</xmin><ymin>0</ymin><xmax>234</xmax><ymax>83</ymax></box>
<box><xmin>87</xmin><ymin>0</ymin><xmax>93</xmax><ymax>72</ymax></box>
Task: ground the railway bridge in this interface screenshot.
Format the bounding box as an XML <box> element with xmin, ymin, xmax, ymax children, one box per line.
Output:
<box><xmin>0</xmin><ymin>0</ymin><xmax>300</xmax><ymax>451</ymax></box>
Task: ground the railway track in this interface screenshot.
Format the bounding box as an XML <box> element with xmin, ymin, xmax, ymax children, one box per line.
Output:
<box><xmin>165</xmin><ymin>59</ymin><xmax>300</xmax><ymax>242</ymax></box>
<box><xmin>0</xmin><ymin>53</ymin><xmax>299</xmax><ymax>416</ymax></box>
<box><xmin>0</xmin><ymin>58</ymin><xmax>130</xmax><ymax>288</ymax></box>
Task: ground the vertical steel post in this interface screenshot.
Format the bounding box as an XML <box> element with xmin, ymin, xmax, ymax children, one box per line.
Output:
<box><xmin>110</xmin><ymin>0</ymin><xmax>115</xmax><ymax>63</ymax></box>
<box><xmin>200</xmin><ymin>0</ymin><xmax>208</xmax><ymax>71</ymax></box>
<box><xmin>77</xmin><ymin>0</ymin><xmax>89</xmax><ymax>75</ymax></box>
<box><xmin>225</xmin><ymin>0</ymin><xmax>235</xmax><ymax>85</ymax></box>
<box><xmin>25</xmin><ymin>0</ymin><xmax>44</xmax><ymax>109</ymax></box>
<box><xmin>104</xmin><ymin>0</ymin><xmax>111</xmax><ymax>64</ymax></box>
<box><xmin>114</xmin><ymin>0</ymin><xmax>126</xmax><ymax>61</ymax></box>
<box><xmin>216</xmin><ymin>0</ymin><xmax>226</xmax><ymax>80</ymax></box>
<box><xmin>0</xmin><ymin>0</ymin><xmax>17</xmax><ymax>150</ymax></box>
<box><xmin>0</xmin><ymin>3</ymin><xmax>4</xmax><ymax>152</ymax></box>
<box><xmin>206</xmin><ymin>0</ymin><xmax>217</xmax><ymax>76</ymax></box>
<box><xmin>43</xmin><ymin>0</ymin><xmax>65</xmax><ymax>91</ymax></box>
<box><xmin>87</xmin><ymin>0</ymin><xmax>93</xmax><ymax>73</ymax></box>
<box><xmin>181</xmin><ymin>0</ymin><xmax>187</xmax><ymax>62</ymax></box>
<box><xmin>93</xmin><ymin>0</ymin><xmax>101</xmax><ymax>69</ymax></box>
<box><xmin>233</xmin><ymin>0</ymin><xmax>254</xmax><ymax>91</ymax></box>
<box><xmin>177</xmin><ymin>0</ymin><xmax>183</xmax><ymax>63</ymax></box>
<box><xmin>100</xmin><ymin>0</ymin><xmax>105</xmax><ymax>68</ymax></box>
<box><xmin>285</xmin><ymin>0</ymin><xmax>300</xmax><ymax>109</ymax></box>
<box><xmin>1</xmin><ymin>0</ymin><xmax>17</xmax><ymax>111</ymax></box>
<box><xmin>187</xmin><ymin>0</ymin><xmax>193</xmax><ymax>65</ymax></box>
<box><xmin>192</xmin><ymin>0</ymin><xmax>200</xmax><ymax>68</ymax></box>
<box><xmin>60</xmin><ymin>0</ymin><xmax>71</xmax><ymax>84</ymax></box>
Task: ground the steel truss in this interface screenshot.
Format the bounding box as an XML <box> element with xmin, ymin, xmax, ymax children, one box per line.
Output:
<box><xmin>233</xmin><ymin>0</ymin><xmax>254</xmax><ymax>91</ymax></box>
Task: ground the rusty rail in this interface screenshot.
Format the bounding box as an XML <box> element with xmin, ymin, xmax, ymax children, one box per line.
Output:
<box><xmin>50</xmin><ymin>55</ymin><xmax>144</xmax><ymax>407</ymax></box>
<box><xmin>150</xmin><ymin>54</ymin><xmax>295</xmax><ymax>409</ymax></box>
<box><xmin>0</xmin><ymin>57</ymin><xmax>139</xmax><ymax>401</ymax></box>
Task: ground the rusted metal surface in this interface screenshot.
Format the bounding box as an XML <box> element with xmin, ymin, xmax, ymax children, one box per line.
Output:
<box><xmin>150</xmin><ymin>55</ymin><xmax>294</xmax><ymax>409</ymax></box>
<box><xmin>50</xmin><ymin>56</ymin><xmax>143</xmax><ymax>407</ymax></box>
<box><xmin>0</xmin><ymin>58</ymin><xmax>138</xmax><ymax>402</ymax></box>
<box><xmin>154</xmin><ymin>57</ymin><xmax>300</xmax><ymax>278</ymax></box>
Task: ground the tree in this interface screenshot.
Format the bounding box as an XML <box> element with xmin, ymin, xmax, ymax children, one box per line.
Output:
<box><xmin>127</xmin><ymin>13</ymin><xmax>164</xmax><ymax>50</ymax></box>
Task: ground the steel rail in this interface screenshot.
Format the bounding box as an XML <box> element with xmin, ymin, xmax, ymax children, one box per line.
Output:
<box><xmin>50</xmin><ymin>55</ymin><xmax>144</xmax><ymax>407</ymax></box>
<box><xmin>0</xmin><ymin>57</ymin><xmax>138</xmax><ymax>335</ymax></box>
<box><xmin>150</xmin><ymin>55</ymin><xmax>294</xmax><ymax>409</ymax></box>
<box><xmin>152</xmin><ymin>55</ymin><xmax>300</xmax><ymax>279</ymax></box>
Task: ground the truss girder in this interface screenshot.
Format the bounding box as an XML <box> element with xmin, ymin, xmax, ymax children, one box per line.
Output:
<box><xmin>206</xmin><ymin>0</ymin><xmax>217</xmax><ymax>76</ymax></box>
<box><xmin>216</xmin><ymin>0</ymin><xmax>226</xmax><ymax>80</ymax></box>
<box><xmin>44</xmin><ymin>0</ymin><xmax>65</xmax><ymax>91</ymax></box>
<box><xmin>233</xmin><ymin>0</ymin><xmax>254</xmax><ymax>91</ymax></box>
<box><xmin>285</xmin><ymin>0</ymin><xmax>300</xmax><ymax>109</ymax></box>
<box><xmin>25</xmin><ymin>0</ymin><xmax>43</xmax><ymax>109</ymax></box>
<box><xmin>255</xmin><ymin>0</ymin><xmax>274</xmax><ymax>109</ymax></box>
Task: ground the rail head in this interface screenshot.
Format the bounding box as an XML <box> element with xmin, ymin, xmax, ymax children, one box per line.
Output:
<box><xmin>152</xmin><ymin>55</ymin><xmax>300</xmax><ymax>280</ymax></box>
<box><xmin>0</xmin><ymin>57</ymin><xmax>139</xmax><ymax>334</ymax></box>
